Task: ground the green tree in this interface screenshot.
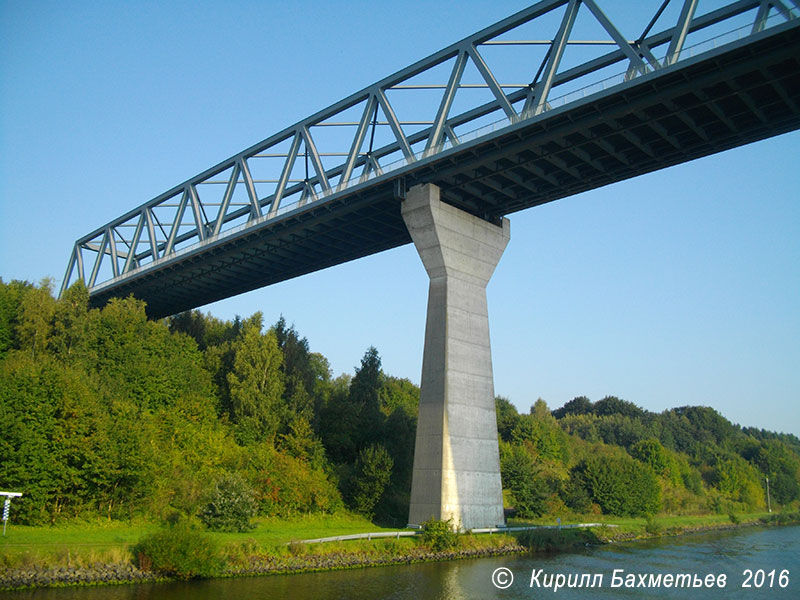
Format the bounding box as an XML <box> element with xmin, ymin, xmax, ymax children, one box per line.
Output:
<box><xmin>495</xmin><ymin>396</ymin><xmax>520</xmax><ymax>442</ymax></box>
<box><xmin>558</xmin><ymin>413</ymin><xmax>601</xmax><ymax>443</ymax></box>
<box><xmin>349</xmin><ymin>444</ymin><xmax>393</xmax><ymax>518</ymax></box>
<box><xmin>630</xmin><ymin>438</ymin><xmax>669</xmax><ymax>475</ymax></box>
<box><xmin>238</xmin><ymin>441</ymin><xmax>342</xmax><ymax>516</ymax></box>
<box><xmin>317</xmin><ymin>374</ymin><xmax>359</xmax><ymax>463</ymax></box>
<box><xmin>199</xmin><ymin>312</ymin><xmax>261</xmax><ymax>419</ymax></box>
<box><xmin>530</xmin><ymin>398</ymin><xmax>551</xmax><ymax>419</ymax></box>
<box><xmin>0</xmin><ymin>279</ymin><xmax>33</xmax><ymax>358</ymax></box>
<box><xmin>750</xmin><ymin>440</ymin><xmax>800</xmax><ymax>504</ymax></box>
<box><xmin>593</xmin><ymin>396</ymin><xmax>646</xmax><ymax>419</ymax></box>
<box><xmin>511</xmin><ymin>413</ymin><xmax>569</xmax><ymax>462</ymax></box>
<box><xmin>227</xmin><ymin>321</ymin><xmax>286</xmax><ymax>444</ymax></box>
<box><xmin>576</xmin><ymin>454</ymin><xmax>661</xmax><ymax>516</ymax></box>
<box><xmin>374</xmin><ymin>375</ymin><xmax>418</xmax><ymax>521</ymax></box>
<box><xmin>49</xmin><ymin>281</ymin><xmax>92</xmax><ymax>362</ymax></box>
<box><xmin>375</xmin><ymin>405</ymin><xmax>417</xmax><ymax>522</ymax></box>
<box><xmin>595</xmin><ymin>414</ymin><xmax>648</xmax><ymax>449</ymax></box>
<box><xmin>273</xmin><ymin>316</ymin><xmax>319</xmax><ymax>421</ymax></box>
<box><xmin>500</xmin><ymin>442</ymin><xmax>548</xmax><ymax>518</ymax></box>
<box><xmin>552</xmin><ymin>396</ymin><xmax>593</xmax><ymax>419</ymax></box>
<box><xmin>92</xmin><ymin>296</ymin><xmax>211</xmax><ymax>411</ymax></box>
<box><xmin>278</xmin><ymin>416</ymin><xmax>327</xmax><ymax>467</ymax></box>
<box><xmin>318</xmin><ymin>347</ymin><xmax>385</xmax><ymax>465</ymax></box>
<box><xmin>199</xmin><ymin>473</ymin><xmax>258</xmax><ymax>532</ymax></box>
<box><xmin>16</xmin><ymin>278</ymin><xmax>56</xmax><ymax>360</ymax></box>
<box><xmin>770</xmin><ymin>472</ymin><xmax>800</xmax><ymax>505</ymax></box>
<box><xmin>380</xmin><ymin>376</ymin><xmax>419</xmax><ymax>417</ymax></box>
<box><xmin>0</xmin><ymin>354</ymin><xmax>94</xmax><ymax>523</ymax></box>
<box><xmin>350</xmin><ymin>346</ymin><xmax>384</xmax><ymax>447</ymax></box>
<box><xmin>709</xmin><ymin>452</ymin><xmax>765</xmax><ymax>509</ymax></box>
<box><xmin>666</xmin><ymin>406</ymin><xmax>738</xmax><ymax>452</ymax></box>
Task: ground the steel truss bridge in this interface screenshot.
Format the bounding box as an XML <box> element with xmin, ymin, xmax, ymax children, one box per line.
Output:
<box><xmin>61</xmin><ymin>0</ymin><xmax>800</xmax><ymax>318</ymax></box>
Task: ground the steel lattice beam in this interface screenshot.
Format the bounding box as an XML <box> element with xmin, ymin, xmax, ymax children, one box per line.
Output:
<box><xmin>61</xmin><ymin>0</ymin><xmax>800</xmax><ymax>319</ymax></box>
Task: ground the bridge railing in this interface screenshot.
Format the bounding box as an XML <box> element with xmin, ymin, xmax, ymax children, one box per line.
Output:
<box><xmin>62</xmin><ymin>0</ymin><xmax>798</xmax><ymax>298</ymax></box>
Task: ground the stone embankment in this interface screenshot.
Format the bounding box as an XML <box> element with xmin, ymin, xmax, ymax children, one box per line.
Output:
<box><xmin>0</xmin><ymin>542</ymin><xmax>524</xmax><ymax>589</ymax></box>
<box><xmin>233</xmin><ymin>542</ymin><xmax>525</xmax><ymax>575</ymax></box>
<box><xmin>0</xmin><ymin>563</ymin><xmax>158</xmax><ymax>589</ymax></box>
<box><xmin>7</xmin><ymin>517</ymin><xmax>792</xmax><ymax>590</ymax></box>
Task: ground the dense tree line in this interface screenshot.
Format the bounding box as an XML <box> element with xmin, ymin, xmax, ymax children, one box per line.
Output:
<box><xmin>1</xmin><ymin>279</ymin><xmax>798</xmax><ymax>526</ymax></box>
<box><xmin>0</xmin><ymin>280</ymin><xmax>415</xmax><ymax>525</ymax></box>
<box><xmin>500</xmin><ymin>395</ymin><xmax>800</xmax><ymax>518</ymax></box>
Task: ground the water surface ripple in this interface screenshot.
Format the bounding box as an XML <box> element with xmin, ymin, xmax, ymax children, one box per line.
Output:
<box><xmin>7</xmin><ymin>525</ymin><xmax>799</xmax><ymax>599</ymax></box>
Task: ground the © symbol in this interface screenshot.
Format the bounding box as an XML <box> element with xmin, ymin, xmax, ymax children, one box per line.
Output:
<box><xmin>492</xmin><ymin>567</ymin><xmax>514</xmax><ymax>589</ymax></box>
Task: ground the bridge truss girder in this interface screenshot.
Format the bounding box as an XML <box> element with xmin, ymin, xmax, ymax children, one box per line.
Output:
<box><xmin>61</xmin><ymin>0</ymin><xmax>800</xmax><ymax>318</ymax></box>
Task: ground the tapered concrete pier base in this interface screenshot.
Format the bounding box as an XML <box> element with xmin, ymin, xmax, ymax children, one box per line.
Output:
<box><xmin>402</xmin><ymin>183</ymin><xmax>509</xmax><ymax>531</ymax></box>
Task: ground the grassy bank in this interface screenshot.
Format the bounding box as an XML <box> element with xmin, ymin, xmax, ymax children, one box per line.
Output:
<box><xmin>0</xmin><ymin>512</ymin><xmax>521</xmax><ymax>589</ymax></box>
<box><xmin>511</xmin><ymin>512</ymin><xmax>776</xmax><ymax>539</ymax></box>
<box><xmin>0</xmin><ymin>513</ymin><xmax>388</xmax><ymax>571</ymax></box>
<box><xmin>2</xmin><ymin>511</ymin><xmax>798</xmax><ymax>589</ymax></box>
<box><xmin>510</xmin><ymin>511</ymin><xmax>792</xmax><ymax>545</ymax></box>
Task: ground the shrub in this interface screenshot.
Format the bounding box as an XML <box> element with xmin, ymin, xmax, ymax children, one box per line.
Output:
<box><xmin>630</xmin><ymin>439</ymin><xmax>669</xmax><ymax>475</ymax></box>
<box><xmin>134</xmin><ymin>524</ymin><xmax>225</xmax><ymax>579</ymax></box>
<box><xmin>645</xmin><ymin>515</ymin><xmax>663</xmax><ymax>535</ymax></box>
<box><xmin>760</xmin><ymin>511</ymin><xmax>800</xmax><ymax>526</ymax></box>
<box><xmin>199</xmin><ymin>472</ymin><xmax>257</xmax><ymax>532</ymax></box>
<box><xmin>348</xmin><ymin>444</ymin><xmax>393</xmax><ymax>518</ymax></box>
<box><xmin>500</xmin><ymin>442</ymin><xmax>548</xmax><ymax>518</ymax></box>
<box><xmin>771</xmin><ymin>472</ymin><xmax>800</xmax><ymax>504</ymax></box>
<box><xmin>242</xmin><ymin>442</ymin><xmax>344</xmax><ymax>516</ymax></box>
<box><xmin>575</xmin><ymin>454</ymin><xmax>661</xmax><ymax>516</ymax></box>
<box><xmin>287</xmin><ymin>541</ymin><xmax>306</xmax><ymax>556</ymax></box>
<box><xmin>560</xmin><ymin>476</ymin><xmax>592</xmax><ymax>512</ymax></box>
<box><xmin>421</xmin><ymin>517</ymin><xmax>458</xmax><ymax>551</ymax></box>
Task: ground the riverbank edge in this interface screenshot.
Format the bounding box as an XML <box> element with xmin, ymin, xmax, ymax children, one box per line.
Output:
<box><xmin>0</xmin><ymin>542</ymin><xmax>527</xmax><ymax>591</ymax></box>
<box><xmin>1</xmin><ymin>515</ymin><xmax>797</xmax><ymax>591</ymax></box>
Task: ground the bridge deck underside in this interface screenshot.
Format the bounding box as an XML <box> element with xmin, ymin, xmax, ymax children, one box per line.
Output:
<box><xmin>90</xmin><ymin>24</ymin><xmax>800</xmax><ymax>319</ymax></box>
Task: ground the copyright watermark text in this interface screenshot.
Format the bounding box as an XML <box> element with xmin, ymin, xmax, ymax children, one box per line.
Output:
<box><xmin>492</xmin><ymin>567</ymin><xmax>514</xmax><ymax>589</ymax></box>
<box><xmin>489</xmin><ymin>567</ymin><xmax>790</xmax><ymax>591</ymax></box>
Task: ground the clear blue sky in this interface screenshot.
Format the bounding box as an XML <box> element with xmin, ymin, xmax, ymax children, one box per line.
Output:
<box><xmin>1</xmin><ymin>1</ymin><xmax>798</xmax><ymax>435</ymax></box>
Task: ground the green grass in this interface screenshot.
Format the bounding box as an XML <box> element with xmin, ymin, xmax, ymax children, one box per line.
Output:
<box><xmin>507</xmin><ymin>511</ymin><xmax>775</xmax><ymax>540</ymax></box>
<box><xmin>1</xmin><ymin>519</ymin><xmax>159</xmax><ymax>547</ymax></box>
<box><xmin>208</xmin><ymin>512</ymin><xmax>396</xmax><ymax>546</ymax></box>
<box><xmin>0</xmin><ymin>512</ymin><xmax>403</xmax><ymax>569</ymax></box>
<box><xmin>0</xmin><ymin>519</ymin><xmax>158</xmax><ymax>569</ymax></box>
<box><xmin>1</xmin><ymin>510</ymin><xmax>789</xmax><ymax>573</ymax></box>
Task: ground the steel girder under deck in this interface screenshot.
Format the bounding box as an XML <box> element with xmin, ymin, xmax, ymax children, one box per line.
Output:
<box><xmin>65</xmin><ymin>1</ymin><xmax>800</xmax><ymax>319</ymax></box>
<box><xmin>89</xmin><ymin>182</ymin><xmax>411</xmax><ymax>319</ymax></box>
<box><xmin>423</xmin><ymin>20</ymin><xmax>800</xmax><ymax>220</ymax></box>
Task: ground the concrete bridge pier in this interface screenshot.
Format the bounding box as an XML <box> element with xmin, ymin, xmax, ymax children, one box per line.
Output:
<box><xmin>402</xmin><ymin>183</ymin><xmax>508</xmax><ymax>531</ymax></box>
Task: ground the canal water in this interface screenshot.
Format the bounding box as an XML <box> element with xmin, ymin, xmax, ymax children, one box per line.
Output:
<box><xmin>7</xmin><ymin>525</ymin><xmax>799</xmax><ymax>599</ymax></box>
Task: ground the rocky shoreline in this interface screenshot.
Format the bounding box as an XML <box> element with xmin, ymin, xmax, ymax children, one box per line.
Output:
<box><xmin>231</xmin><ymin>542</ymin><xmax>526</xmax><ymax>577</ymax></box>
<box><xmin>2</xmin><ymin>517</ymin><xmax>794</xmax><ymax>591</ymax></box>
<box><xmin>0</xmin><ymin>562</ymin><xmax>159</xmax><ymax>590</ymax></box>
<box><xmin>0</xmin><ymin>542</ymin><xmax>524</xmax><ymax>591</ymax></box>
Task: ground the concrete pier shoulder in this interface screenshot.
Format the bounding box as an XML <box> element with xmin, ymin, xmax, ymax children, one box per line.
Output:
<box><xmin>402</xmin><ymin>183</ymin><xmax>509</xmax><ymax>531</ymax></box>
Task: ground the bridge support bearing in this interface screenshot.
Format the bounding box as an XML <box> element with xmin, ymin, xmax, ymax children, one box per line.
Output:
<box><xmin>402</xmin><ymin>183</ymin><xmax>508</xmax><ymax>531</ymax></box>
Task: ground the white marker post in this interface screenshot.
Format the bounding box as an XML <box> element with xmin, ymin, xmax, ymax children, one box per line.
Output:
<box><xmin>1</xmin><ymin>491</ymin><xmax>23</xmax><ymax>535</ymax></box>
<box><xmin>766</xmin><ymin>476</ymin><xmax>772</xmax><ymax>513</ymax></box>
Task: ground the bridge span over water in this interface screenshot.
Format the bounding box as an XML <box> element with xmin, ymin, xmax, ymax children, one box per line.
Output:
<box><xmin>62</xmin><ymin>0</ymin><xmax>800</xmax><ymax>530</ymax></box>
<box><xmin>62</xmin><ymin>0</ymin><xmax>800</xmax><ymax>318</ymax></box>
